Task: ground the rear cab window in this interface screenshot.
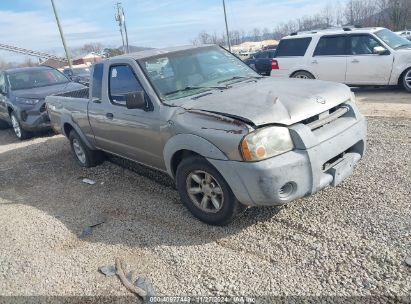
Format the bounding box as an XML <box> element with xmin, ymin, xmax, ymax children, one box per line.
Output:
<box><xmin>91</xmin><ymin>63</ymin><xmax>104</xmax><ymax>100</ymax></box>
<box><xmin>314</xmin><ymin>35</ymin><xmax>347</xmax><ymax>56</ymax></box>
<box><xmin>275</xmin><ymin>38</ymin><xmax>312</xmax><ymax>57</ymax></box>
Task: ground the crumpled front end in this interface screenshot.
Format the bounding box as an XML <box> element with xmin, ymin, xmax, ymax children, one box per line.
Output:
<box><xmin>208</xmin><ymin>100</ymin><xmax>367</xmax><ymax>206</ymax></box>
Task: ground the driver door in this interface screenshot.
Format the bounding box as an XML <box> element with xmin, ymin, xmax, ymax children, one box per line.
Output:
<box><xmin>88</xmin><ymin>63</ymin><xmax>164</xmax><ymax>169</ymax></box>
<box><xmin>345</xmin><ymin>34</ymin><xmax>394</xmax><ymax>85</ymax></box>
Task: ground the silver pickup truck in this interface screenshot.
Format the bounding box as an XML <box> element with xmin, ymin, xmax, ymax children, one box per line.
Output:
<box><xmin>46</xmin><ymin>45</ymin><xmax>367</xmax><ymax>225</ymax></box>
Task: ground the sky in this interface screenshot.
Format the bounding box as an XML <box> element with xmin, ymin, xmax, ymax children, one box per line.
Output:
<box><xmin>0</xmin><ymin>0</ymin><xmax>330</xmax><ymax>62</ymax></box>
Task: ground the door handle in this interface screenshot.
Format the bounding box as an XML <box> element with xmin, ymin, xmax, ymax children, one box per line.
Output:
<box><xmin>92</xmin><ymin>97</ymin><xmax>101</xmax><ymax>104</ymax></box>
<box><xmin>352</xmin><ymin>59</ymin><xmax>360</xmax><ymax>63</ymax></box>
<box><xmin>311</xmin><ymin>60</ymin><xmax>318</xmax><ymax>64</ymax></box>
<box><xmin>106</xmin><ymin>113</ymin><xmax>114</xmax><ymax>119</ymax></box>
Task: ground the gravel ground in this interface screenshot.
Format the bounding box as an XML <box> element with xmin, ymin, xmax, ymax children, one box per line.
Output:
<box><xmin>0</xmin><ymin>117</ymin><xmax>410</xmax><ymax>302</ymax></box>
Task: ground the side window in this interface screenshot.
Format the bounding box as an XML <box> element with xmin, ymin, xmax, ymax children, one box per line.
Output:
<box><xmin>275</xmin><ymin>38</ymin><xmax>312</xmax><ymax>57</ymax></box>
<box><xmin>350</xmin><ymin>35</ymin><xmax>383</xmax><ymax>55</ymax></box>
<box><xmin>314</xmin><ymin>36</ymin><xmax>347</xmax><ymax>56</ymax></box>
<box><xmin>91</xmin><ymin>63</ymin><xmax>104</xmax><ymax>100</ymax></box>
<box><xmin>109</xmin><ymin>65</ymin><xmax>143</xmax><ymax>106</ymax></box>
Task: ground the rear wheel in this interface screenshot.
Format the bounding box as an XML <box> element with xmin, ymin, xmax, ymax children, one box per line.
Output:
<box><xmin>69</xmin><ymin>130</ymin><xmax>104</xmax><ymax>167</ymax></box>
<box><xmin>10</xmin><ymin>112</ymin><xmax>31</xmax><ymax>140</ymax></box>
<box><xmin>176</xmin><ymin>156</ymin><xmax>245</xmax><ymax>225</ymax></box>
<box><xmin>402</xmin><ymin>68</ymin><xmax>411</xmax><ymax>93</ymax></box>
<box><xmin>291</xmin><ymin>71</ymin><xmax>315</xmax><ymax>79</ymax></box>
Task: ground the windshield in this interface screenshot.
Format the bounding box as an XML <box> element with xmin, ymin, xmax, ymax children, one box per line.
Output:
<box><xmin>138</xmin><ymin>46</ymin><xmax>258</xmax><ymax>101</ymax></box>
<box><xmin>375</xmin><ymin>29</ymin><xmax>411</xmax><ymax>49</ymax></box>
<box><xmin>72</xmin><ymin>68</ymin><xmax>90</xmax><ymax>76</ymax></box>
<box><xmin>8</xmin><ymin>69</ymin><xmax>69</xmax><ymax>90</ymax></box>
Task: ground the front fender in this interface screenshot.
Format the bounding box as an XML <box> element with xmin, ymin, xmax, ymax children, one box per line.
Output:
<box><xmin>163</xmin><ymin>134</ymin><xmax>228</xmax><ymax>177</ymax></box>
<box><xmin>390</xmin><ymin>63</ymin><xmax>411</xmax><ymax>85</ymax></box>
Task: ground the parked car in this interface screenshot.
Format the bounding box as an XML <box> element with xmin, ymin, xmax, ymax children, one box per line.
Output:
<box><xmin>395</xmin><ymin>30</ymin><xmax>411</xmax><ymax>40</ymax></box>
<box><xmin>271</xmin><ymin>27</ymin><xmax>411</xmax><ymax>92</ymax></box>
<box><xmin>63</xmin><ymin>67</ymin><xmax>91</xmax><ymax>86</ymax></box>
<box><xmin>46</xmin><ymin>45</ymin><xmax>367</xmax><ymax>225</ymax></box>
<box><xmin>0</xmin><ymin>66</ymin><xmax>86</xmax><ymax>139</ymax></box>
<box><xmin>243</xmin><ymin>49</ymin><xmax>277</xmax><ymax>76</ymax></box>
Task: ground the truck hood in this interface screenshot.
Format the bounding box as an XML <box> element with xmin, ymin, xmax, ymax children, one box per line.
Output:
<box><xmin>12</xmin><ymin>82</ymin><xmax>85</xmax><ymax>99</ymax></box>
<box><xmin>177</xmin><ymin>77</ymin><xmax>351</xmax><ymax>126</ymax></box>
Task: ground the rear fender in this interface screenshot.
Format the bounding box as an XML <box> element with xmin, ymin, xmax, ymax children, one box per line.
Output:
<box><xmin>60</xmin><ymin>113</ymin><xmax>95</xmax><ymax>150</ymax></box>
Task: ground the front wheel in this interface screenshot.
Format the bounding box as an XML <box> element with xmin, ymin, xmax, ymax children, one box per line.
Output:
<box><xmin>10</xmin><ymin>112</ymin><xmax>31</xmax><ymax>140</ymax></box>
<box><xmin>176</xmin><ymin>156</ymin><xmax>245</xmax><ymax>225</ymax></box>
<box><xmin>291</xmin><ymin>71</ymin><xmax>315</xmax><ymax>79</ymax></box>
<box><xmin>402</xmin><ymin>69</ymin><xmax>411</xmax><ymax>93</ymax></box>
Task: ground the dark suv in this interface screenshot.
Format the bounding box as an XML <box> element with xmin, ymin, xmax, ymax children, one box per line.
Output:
<box><xmin>0</xmin><ymin>66</ymin><xmax>85</xmax><ymax>139</ymax></box>
<box><xmin>243</xmin><ymin>49</ymin><xmax>277</xmax><ymax>76</ymax></box>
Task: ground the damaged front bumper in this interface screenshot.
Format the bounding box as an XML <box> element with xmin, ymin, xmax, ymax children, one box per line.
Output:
<box><xmin>208</xmin><ymin>108</ymin><xmax>367</xmax><ymax>207</ymax></box>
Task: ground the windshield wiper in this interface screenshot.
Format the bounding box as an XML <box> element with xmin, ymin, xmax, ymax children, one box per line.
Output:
<box><xmin>164</xmin><ymin>85</ymin><xmax>228</xmax><ymax>96</ymax></box>
<box><xmin>218</xmin><ymin>75</ymin><xmax>262</xmax><ymax>84</ymax></box>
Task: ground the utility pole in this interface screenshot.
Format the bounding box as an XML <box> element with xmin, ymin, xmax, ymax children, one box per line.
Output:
<box><xmin>122</xmin><ymin>6</ymin><xmax>130</xmax><ymax>53</ymax></box>
<box><xmin>222</xmin><ymin>0</ymin><xmax>231</xmax><ymax>52</ymax></box>
<box><xmin>50</xmin><ymin>0</ymin><xmax>72</xmax><ymax>68</ymax></box>
<box><xmin>115</xmin><ymin>3</ymin><xmax>129</xmax><ymax>54</ymax></box>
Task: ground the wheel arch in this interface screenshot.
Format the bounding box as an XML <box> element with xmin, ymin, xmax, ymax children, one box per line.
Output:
<box><xmin>290</xmin><ymin>70</ymin><xmax>316</xmax><ymax>79</ymax></box>
<box><xmin>164</xmin><ymin>134</ymin><xmax>228</xmax><ymax>179</ymax></box>
<box><xmin>60</xmin><ymin>115</ymin><xmax>95</xmax><ymax>150</ymax></box>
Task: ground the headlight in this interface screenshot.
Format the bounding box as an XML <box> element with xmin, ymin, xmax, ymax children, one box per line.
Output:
<box><xmin>240</xmin><ymin>126</ymin><xmax>294</xmax><ymax>161</ymax></box>
<box><xmin>16</xmin><ymin>97</ymin><xmax>40</xmax><ymax>105</ymax></box>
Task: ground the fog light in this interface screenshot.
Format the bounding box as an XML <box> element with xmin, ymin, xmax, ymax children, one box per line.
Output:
<box><xmin>279</xmin><ymin>182</ymin><xmax>295</xmax><ymax>199</ymax></box>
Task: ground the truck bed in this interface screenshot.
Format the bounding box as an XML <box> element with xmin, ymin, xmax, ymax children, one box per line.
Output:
<box><xmin>45</xmin><ymin>89</ymin><xmax>90</xmax><ymax>135</ymax></box>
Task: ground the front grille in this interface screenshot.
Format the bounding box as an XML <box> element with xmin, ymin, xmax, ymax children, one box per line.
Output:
<box><xmin>302</xmin><ymin>104</ymin><xmax>349</xmax><ymax>131</ymax></box>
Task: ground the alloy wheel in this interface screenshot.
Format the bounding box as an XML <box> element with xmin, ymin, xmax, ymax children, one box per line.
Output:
<box><xmin>405</xmin><ymin>70</ymin><xmax>411</xmax><ymax>89</ymax></box>
<box><xmin>186</xmin><ymin>170</ymin><xmax>224</xmax><ymax>213</ymax></box>
<box><xmin>72</xmin><ymin>138</ymin><xmax>86</xmax><ymax>164</ymax></box>
<box><xmin>11</xmin><ymin>115</ymin><xmax>22</xmax><ymax>138</ymax></box>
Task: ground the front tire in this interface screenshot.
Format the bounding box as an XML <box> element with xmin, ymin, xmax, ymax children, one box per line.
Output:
<box><xmin>176</xmin><ymin>156</ymin><xmax>245</xmax><ymax>226</ymax></box>
<box><xmin>402</xmin><ymin>68</ymin><xmax>411</xmax><ymax>93</ymax></box>
<box><xmin>291</xmin><ymin>71</ymin><xmax>315</xmax><ymax>79</ymax></box>
<box><xmin>10</xmin><ymin>112</ymin><xmax>31</xmax><ymax>140</ymax></box>
<box><xmin>69</xmin><ymin>130</ymin><xmax>104</xmax><ymax>167</ymax></box>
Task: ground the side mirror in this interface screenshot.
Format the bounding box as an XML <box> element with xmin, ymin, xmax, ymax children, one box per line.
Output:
<box><xmin>126</xmin><ymin>91</ymin><xmax>146</xmax><ymax>110</ymax></box>
<box><xmin>373</xmin><ymin>46</ymin><xmax>389</xmax><ymax>55</ymax></box>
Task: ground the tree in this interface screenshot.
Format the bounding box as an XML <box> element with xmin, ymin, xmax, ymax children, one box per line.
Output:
<box><xmin>103</xmin><ymin>48</ymin><xmax>123</xmax><ymax>58</ymax></box>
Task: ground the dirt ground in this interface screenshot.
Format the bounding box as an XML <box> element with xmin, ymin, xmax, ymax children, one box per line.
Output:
<box><xmin>0</xmin><ymin>88</ymin><xmax>409</xmax><ymax>301</ymax></box>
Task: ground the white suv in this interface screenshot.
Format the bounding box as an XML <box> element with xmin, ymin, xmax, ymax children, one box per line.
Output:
<box><xmin>271</xmin><ymin>27</ymin><xmax>411</xmax><ymax>92</ymax></box>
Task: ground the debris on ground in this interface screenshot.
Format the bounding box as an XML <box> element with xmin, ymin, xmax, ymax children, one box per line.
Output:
<box><xmin>82</xmin><ymin>178</ymin><xmax>96</xmax><ymax>185</ymax></box>
<box><xmin>79</xmin><ymin>217</ymin><xmax>106</xmax><ymax>238</ymax></box>
<box><xmin>99</xmin><ymin>258</ymin><xmax>156</xmax><ymax>300</ymax></box>
<box><xmin>99</xmin><ymin>265</ymin><xmax>117</xmax><ymax>277</ymax></box>
<box><xmin>405</xmin><ymin>257</ymin><xmax>411</xmax><ymax>267</ymax></box>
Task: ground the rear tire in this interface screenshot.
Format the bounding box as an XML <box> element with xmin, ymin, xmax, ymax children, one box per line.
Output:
<box><xmin>10</xmin><ymin>112</ymin><xmax>31</xmax><ymax>140</ymax></box>
<box><xmin>176</xmin><ymin>156</ymin><xmax>245</xmax><ymax>226</ymax></box>
<box><xmin>291</xmin><ymin>71</ymin><xmax>315</xmax><ymax>79</ymax></box>
<box><xmin>402</xmin><ymin>68</ymin><xmax>411</xmax><ymax>93</ymax></box>
<box><xmin>69</xmin><ymin>130</ymin><xmax>104</xmax><ymax>168</ymax></box>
